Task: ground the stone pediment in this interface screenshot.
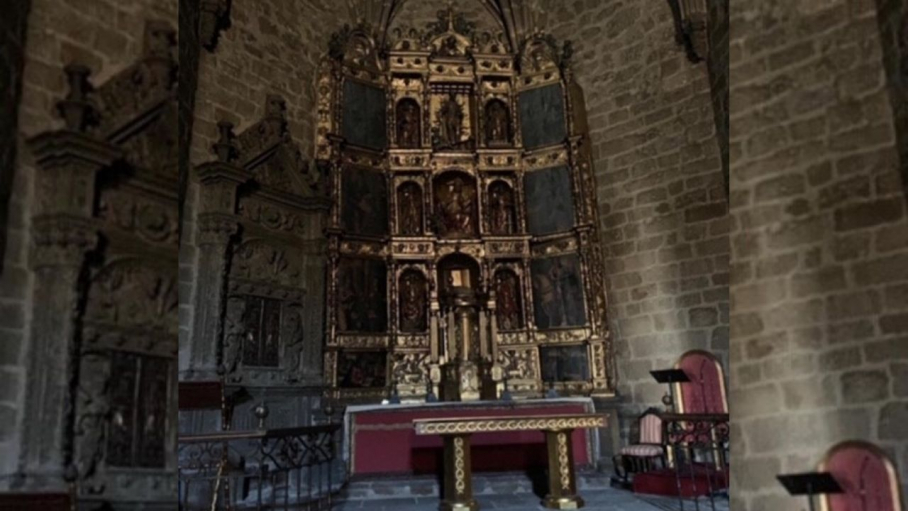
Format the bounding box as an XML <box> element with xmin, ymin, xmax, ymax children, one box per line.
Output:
<box><xmin>232</xmin><ymin>95</ymin><xmax>326</xmax><ymax>199</ymax></box>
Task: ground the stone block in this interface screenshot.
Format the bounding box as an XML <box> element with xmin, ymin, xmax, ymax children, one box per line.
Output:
<box><xmin>880</xmin><ymin>313</ymin><xmax>908</xmax><ymax>334</ymax></box>
<box><xmin>864</xmin><ymin>338</ymin><xmax>908</xmax><ymax>362</ymax></box>
<box><xmin>841</xmin><ymin>370</ymin><xmax>890</xmax><ymax>403</ymax></box>
<box><xmin>834</xmin><ymin>197</ymin><xmax>904</xmax><ymax>231</ymax></box>
<box><xmin>878</xmin><ymin>402</ymin><xmax>908</xmax><ymax>440</ymax></box>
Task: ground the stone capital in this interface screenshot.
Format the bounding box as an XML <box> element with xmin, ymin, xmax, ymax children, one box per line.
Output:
<box><xmin>28</xmin><ymin>130</ymin><xmax>122</xmax><ymax>218</ymax></box>
<box><xmin>30</xmin><ymin>214</ymin><xmax>98</xmax><ymax>269</ymax></box>
<box><xmin>196</xmin><ymin>213</ymin><xmax>239</xmax><ymax>246</ymax></box>
<box><xmin>196</xmin><ymin>160</ymin><xmax>249</xmax><ymax>215</ymax></box>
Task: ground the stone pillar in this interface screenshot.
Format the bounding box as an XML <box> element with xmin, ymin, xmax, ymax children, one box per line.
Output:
<box><xmin>17</xmin><ymin>65</ymin><xmax>120</xmax><ymax>488</ymax></box>
<box><xmin>184</xmin><ymin>122</ymin><xmax>248</xmax><ymax>381</ymax></box>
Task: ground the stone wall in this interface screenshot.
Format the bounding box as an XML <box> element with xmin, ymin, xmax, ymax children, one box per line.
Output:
<box><xmin>708</xmin><ymin>0</ymin><xmax>730</xmax><ymax>190</ymax></box>
<box><xmin>0</xmin><ymin>0</ymin><xmax>32</xmax><ymax>485</ymax></box>
<box><xmin>0</xmin><ymin>0</ymin><xmax>177</xmax><ymax>486</ymax></box>
<box><xmin>730</xmin><ymin>1</ymin><xmax>908</xmax><ymax>509</ymax></box>
<box><xmin>546</xmin><ymin>0</ymin><xmax>730</xmax><ymax>419</ymax></box>
<box><xmin>874</xmin><ymin>0</ymin><xmax>908</xmax><ymax>198</ymax></box>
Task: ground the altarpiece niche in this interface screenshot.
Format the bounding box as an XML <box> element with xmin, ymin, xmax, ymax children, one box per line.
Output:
<box><xmin>318</xmin><ymin>9</ymin><xmax>613</xmax><ymax>403</ymax></box>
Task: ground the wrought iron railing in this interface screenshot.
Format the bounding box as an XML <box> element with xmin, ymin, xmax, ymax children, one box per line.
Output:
<box><xmin>662</xmin><ymin>413</ymin><xmax>730</xmax><ymax>511</ymax></box>
<box><xmin>178</xmin><ymin>424</ymin><xmax>343</xmax><ymax>510</ymax></box>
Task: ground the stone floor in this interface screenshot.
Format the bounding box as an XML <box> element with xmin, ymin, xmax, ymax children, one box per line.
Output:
<box><xmin>333</xmin><ymin>489</ymin><xmax>729</xmax><ymax>510</ymax></box>
<box><xmin>332</xmin><ymin>472</ymin><xmax>730</xmax><ymax>511</ymax></box>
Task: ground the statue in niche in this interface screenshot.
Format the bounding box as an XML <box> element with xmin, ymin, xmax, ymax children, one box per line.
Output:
<box><xmin>485</xmin><ymin>100</ymin><xmax>510</xmax><ymax>146</ymax></box>
<box><xmin>494</xmin><ymin>271</ymin><xmax>522</xmax><ymax>331</ymax></box>
<box><xmin>398</xmin><ymin>183</ymin><xmax>423</xmax><ymax>235</ymax></box>
<box><xmin>435</xmin><ymin>175</ymin><xmax>476</xmax><ymax>238</ymax></box>
<box><xmin>489</xmin><ymin>182</ymin><xmax>515</xmax><ymax>235</ymax></box>
<box><xmin>396</xmin><ymin>99</ymin><xmax>420</xmax><ymax>148</ymax></box>
<box><xmin>436</xmin><ymin>93</ymin><xmax>464</xmax><ymax>149</ymax></box>
<box><xmin>399</xmin><ymin>271</ymin><xmax>427</xmax><ymax>332</ymax></box>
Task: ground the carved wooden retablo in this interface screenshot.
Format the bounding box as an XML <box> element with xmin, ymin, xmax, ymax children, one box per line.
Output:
<box><xmin>319</xmin><ymin>7</ymin><xmax>614</xmax><ymax>403</ymax></box>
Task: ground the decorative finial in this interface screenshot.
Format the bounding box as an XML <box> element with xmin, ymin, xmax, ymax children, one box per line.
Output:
<box><xmin>213</xmin><ymin>120</ymin><xmax>238</xmax><ymax>162</ymax></box>
<box><xmin>253</xmin><ymin>401</ymin><xmax>269</xmax><ymax>429</ymax></box>
<box><xmin>57</xmin><ymin>64</ymin><xmax>96</xmax><ymax>132</ymax></box>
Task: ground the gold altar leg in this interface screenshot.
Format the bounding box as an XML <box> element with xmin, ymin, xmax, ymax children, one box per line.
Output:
<box><xmin>442</xmin><ymin>433</ymin><xmax>479</xmax><ymax>511</ymax></box>
<box><xmin>543</xmin><ymin>429</ymin><xmax>584</xmax><ymax>509</ymax></box>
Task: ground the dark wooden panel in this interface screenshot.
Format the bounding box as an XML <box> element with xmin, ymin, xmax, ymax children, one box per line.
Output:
<box><xmin>342</xmin><ymin>80</ymin><xmax>387</xmax><ymax>150</ymax></box>
<box><xmin>518</xmin><ymin>84</ymin><xmax>566</xmax><ymax>149</ymax></box>
<box><xmin>525</xmin><ymin>165</ymin><xmax>575</xmax><ymax>236</ymax></box>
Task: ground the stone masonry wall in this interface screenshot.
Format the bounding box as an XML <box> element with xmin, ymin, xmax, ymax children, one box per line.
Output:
<box><xmin>708</xmin><ymin>0</ymin><xmax>730</xmax><ymax>190</ymax></box>
<box><xmin>874</xmin><ymin>0</ymin><xmax>908</xmax><ymax>198</ymax></box>
<box><xmin>730</xmin><ymin>1</ymin><xmax>908</xmax><ymax>509</ymax></box>
<box><xmin>179</xmin><ymin>0</ymin><xmax>347</xmax><ymax>373</ymax></box>
<box><xmin>0</xmin><ymin>0</ymin><xmax>177</xmax><ymax>485</ymax></box>
<box><xmin>0</xmin><ymin>0</ymin><xmax>32</xmax><ymax>487</ymax></box>
<box><xmin>546</xmin><ymin>0</ymin><xmax>730</xmax><ymax>422</ymax></box>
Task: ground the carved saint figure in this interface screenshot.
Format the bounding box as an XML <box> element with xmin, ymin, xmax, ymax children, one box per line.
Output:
<box><xmin>399</xmin><ymin>271</ymin><xmax>427</xmax><ymax>332</ymax></box>
<box><xmin>435</xmin><ymin>175</ymin><xmax>476</xmax><ymax>237</ymax></box>
<box><xmin>437</xmin><ymin>93</ymin><xmax>464</xmax><ymax>148</ymax></box>
<box><xmin>489</xmin><ymin>182</ymin><xmax>515</xmax><ymax>235</ymax></box>
<box><xmin>398</xmin><ymin>183</ymin><xmax>423</xmax><ymax>235</ymax></box>
<box><xmin>495</xmin><ymin>271</ymin><xmax>522</xmax><ymax>331</ymax></box>
<box><xmin>486</xmin><ymin>100</ymin><xmax>510</xmax><ymax>145</ymax></box>
<box><xmin>396</xmin><ymin>99</ymin><xmax>420</xmax><ymax>148</ymax></box>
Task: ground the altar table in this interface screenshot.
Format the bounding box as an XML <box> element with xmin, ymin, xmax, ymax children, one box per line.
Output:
<box><xmin>414</xmin><ymin>414</ymin><xmax>607</xmax><ymax>510</ymax></box>
<box><xmin>343</xmin><ymin>398</ymin><xmax>600</xmax><ymax>475</ymax></box>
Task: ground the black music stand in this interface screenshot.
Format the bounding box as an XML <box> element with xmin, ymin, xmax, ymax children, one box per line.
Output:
<box><xmin>777</xmin><ymin>472</ymin><xmax>843</xmax><ymax>511</ymax></box>
<box><xmin>650</xmin><ymin>369</ymin><xmax>689</xmax><ymax>411</ymax></box>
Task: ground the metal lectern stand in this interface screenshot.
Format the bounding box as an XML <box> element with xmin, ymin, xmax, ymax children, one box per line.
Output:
<box><xmin>777</xmin><ymin>472</ymin><xmax>843</xmax><ymax>511</ymax></box>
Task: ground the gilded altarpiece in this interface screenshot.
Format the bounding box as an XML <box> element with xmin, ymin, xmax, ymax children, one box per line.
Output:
<box><xmin>318</xmin><ymin>10</ymin><xmax>613</xmax><ymax>402</ymax></box>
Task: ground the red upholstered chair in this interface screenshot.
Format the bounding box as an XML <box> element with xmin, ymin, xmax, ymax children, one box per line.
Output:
<box><xmin>674</xmin><ymin>350</ymin><xmax>728</xmax><ymax>414</ymax></box>
<box><xmin>613</xmin><ymin>408</ymin><xmax>666</xmax><ymax>485</ymax></box>
<box><xmin>819</xmin><ymin>441</ymin><xmax>903</xmax><ymax>511</ymax></box>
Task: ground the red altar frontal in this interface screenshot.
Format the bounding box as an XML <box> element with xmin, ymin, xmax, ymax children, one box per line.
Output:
<box><xmin>343</xmin><ymin>398</ymin><xmax>600</xmax><ymax>476</ymax></box>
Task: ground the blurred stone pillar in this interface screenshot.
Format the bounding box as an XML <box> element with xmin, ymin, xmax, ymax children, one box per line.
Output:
<box><xmin>16</xmin><ymin>65</ymin><xmax>120</xmax><ymax>488</ymax></box>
